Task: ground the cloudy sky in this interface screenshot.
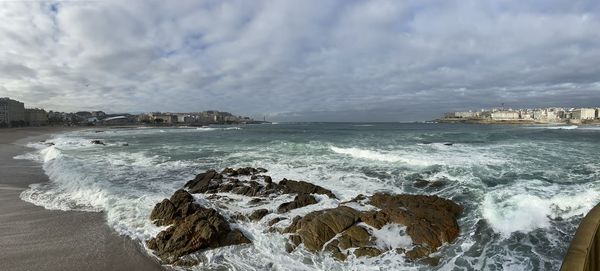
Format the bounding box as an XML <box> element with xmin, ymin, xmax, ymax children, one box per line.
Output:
<box><xmin>1</xmin><ymin>0</ymin><xmax>599</xmax><ymax>121</ymax></box>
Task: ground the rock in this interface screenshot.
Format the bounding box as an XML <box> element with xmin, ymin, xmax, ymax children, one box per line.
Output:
<box><xmin>279</xmin><ymin>179</ymin><xmax>337</xmax><ymax>199</ymax></box>
<box><xmin>248</xmin><ymin>198</ymin><xmax>263</xmax><ymax>205</ymax></box>
<box><xmin>147</xmin><ymin>191</ymin><xmax>251</xmax><ymax>264</ymax></box>
<box><xmin>249</xmin><ymin>209</ymin><xmax>269</xmax><ymax>221</ymax></box>
<box><xmin>284</xmin><ymin>206</ymin><xmax>360</xmax><ymax>251</ymax></box>
<box><xmin>324</xmin><ymin>239</ymin><xmax>347</xmax><ymax>261</ymax></box>
<box><xmin>90</xmin><ymin>140</ymin><xmax>105</xmax><ymax>145</ymax></box>
<box><xmin>413</xmin><ymin>179</ymin><xmax>430</xmax><ymax>188</ymax></box>
<box><xmin>283</xmin><ymin>192</ymin><xmax>462</xmax><ymax>262</ymax></box>
<box><xmin>263</xmin><ymin>175</ymin><xmax>272</xmax><ymax>183</ymax></box>
<box><xmin>354</xmin><ymin>247</ymin><xmax>382</xmax><ymax>258</ymax></box>
<box><xmin>277</xmin><ymin>193</ymin><xmax>318</xmax><ymax>213</ymax></box>
<box><xmin>267</xmin><ymin>217</ymin><xmax>286</xmax><ymax>227</ymax></box>
<box><xmin>150</xmin><ymin>199</ymin><xmax>176</xmax><ymax>226</ymax></box>
<box><xmin>367</xmin><ymin>193</ymin><xmax>462</xmax><ymax>259</ymax></box>
<box><xmin>337</xmin><ymin>225</ymin><xmax>371</xmax><ymax>250</ymax></box>
<box><xmin>184</xmin><ymin>170</ymin><xmax>222</xmax><ymax>193</ymax></box>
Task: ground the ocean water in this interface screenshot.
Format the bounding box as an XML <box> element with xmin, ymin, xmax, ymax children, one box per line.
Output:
<box><xmin>14</xmin><ymin>123</ymin><xmax>600</xmax><ymax>270</ymax></box>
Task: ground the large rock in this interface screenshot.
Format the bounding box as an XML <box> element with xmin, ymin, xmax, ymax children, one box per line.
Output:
<box><xmin>184</xmin><ymin>170</ymin><xmax>222</xmax><ymax>193</ymax></box>
<box><xmin>279</xmin><ymin>179</ymin><xmax>337</xmax><ymax>199</ymax></box>
<box><xmin>367</xmin><ymin>193</ymin><xmax>462</xmax><ymax>250</ymax></box>
<box><xmin>147</xmin><ymin>190</ymin><xmax>251</xmax><ymax>264</ymax></box>
<box><xmin>284</xmin><ymin>206</ymin><xmax>361</xmax><ymax>251</ymax></box>
<box><xmin>277</xmin><ymin>193</ymin><xmax>318</xmax><ymax>213</ymax></box>
<box><xmin>282</xmin><ymin>193</ymin><xmax>462</xmax><ymax>261</ymax></box>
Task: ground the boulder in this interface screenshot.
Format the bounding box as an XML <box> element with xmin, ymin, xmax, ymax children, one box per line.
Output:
<box><xmin>147</xmin><ymin>190</ymin><xmax>251</xmax><ymax>264</ymax></box>
<box><xmin>279</xmin><ymin>179</ymin><xmax>337</xmax><ymax>199</ymax></box>
<box><xmin>249</xmin><ymin>209</ymin><xmax>270</xmax><ymax>221</ymax></box>
<box><xmin>354</xmin><ymin>247</ymin><xmax>382</xmax><ymax>258</ymax></box>
<box><xmin>277</xmin><ymin>193</ymin><xmax>318</xmax><ymax>213</ymax></box>
<box><xmin>284</xmin><ymin>206</ymin><xmax>361</xmax><ymax>251</ymax></box>
<box><xmin>90</xmin><ymin>140</ymin><xmax>105</xmax><ymax>145</ymax></box>
<box><xmin>184</xmin><ymin>170</ymin><xmax>222</xmax><ymax>193</ymax></box>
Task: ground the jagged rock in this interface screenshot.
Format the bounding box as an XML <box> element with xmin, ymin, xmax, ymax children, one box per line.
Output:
<box><xmin>366</xmin><ymin>193</ymin><xmax>462</xmax><ymax>259</ymax></box>
<box><xmin>283</xmin><ymin>192</ymin><xmax>462</xmax><ymax>262</ymax></box>
<box><xmin>337</xmin><ymin>225</ymin><xmax>371</xmax><ymax>250</ymax></box>
<box><xmin>150</xmin><ymin>199</ymin><xmax>176</xmax><ymax>226</ymax></box>
<box><xmin>284</xmin><ymin>206</ymin><xmax>361</xmax><ymax>251</ymax></box>
<box><xmin>277</xmin><ymin>193</ymin><xmax>318</xmax><ymax>213</ymax></box>
<box><xmin>414</xmin><ymin>178</ymin><xmax>448</xmax><ymax>189</ymax></box>
<box><xmin>90</xmin><ymin>140</ymin><xmax>105</xmax><ymax>145</ymax></box>
<box><xmin>184</xmin><ymin>170</ymin><xmax>223</xmax><ymax>193</ymax></box>
<box><xmin>268</xmin><ymin>217</ymin><xmax>286</xmax><ymax>227</ymax></box>
<box><xmin>354</xmin><ymin>247</ymin><xmax>382</xmax><ymax>258</ymax></box>
<box><xmin>413</xmin><ymin>179</ymin><xmax>430</xmax><ymax>188</ymax></box>
<box><xmin>279</xmin><ymin>179</ymin><xmax>337</xmax><ymax>199</ymax></box>
<box><xmin>147</xmin><ymin>190</ymin><xmax>251</xmax><ymax>265</ymax></box>
<box><xmin>249</xmin><ymin>209</ymin><xmax>269</xmax><ymax>221</ymax></box>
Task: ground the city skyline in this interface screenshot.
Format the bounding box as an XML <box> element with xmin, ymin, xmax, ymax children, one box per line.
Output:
<box><xmin>1</xmin><ymin>1</ymin><xmax>600</xmax><ymax>121</ymax></box>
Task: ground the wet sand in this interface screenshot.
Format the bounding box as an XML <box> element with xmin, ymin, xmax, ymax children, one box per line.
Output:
<box><xmin>0</xmin><ymin>127</ymin><xmax>164</xmax><ymax>271</ymax></box>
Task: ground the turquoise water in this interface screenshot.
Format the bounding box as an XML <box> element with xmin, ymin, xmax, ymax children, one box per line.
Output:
<box><xmin>17</xmin><ymin>123</ymin><xmax>600</xmax><ymax>270</ymax></box>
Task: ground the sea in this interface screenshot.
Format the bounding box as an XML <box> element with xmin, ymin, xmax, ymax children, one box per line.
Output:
<box><xmin>14</xmin><ymin>123</ymin><xmax>600</xmax><ymax>270</ymax></box>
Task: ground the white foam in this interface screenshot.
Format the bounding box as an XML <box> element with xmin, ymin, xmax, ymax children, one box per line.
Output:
<box><xmin>369</xmin><ymin>223</ymin><xmax>413</xmax><ymax>250</ymax></box>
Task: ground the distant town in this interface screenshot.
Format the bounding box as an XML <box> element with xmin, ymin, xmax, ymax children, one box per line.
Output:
<box><xmin>0</xmin><ymin>97</ymin><xmax>268</xmax><ymax>128</ymax></box>
<box><xmin>440</xmin><ymin>107</ymin><xmax>600</xmax><ymax>124</ymax></box>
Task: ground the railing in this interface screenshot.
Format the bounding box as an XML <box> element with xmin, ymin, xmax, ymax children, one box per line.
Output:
<box><xmin>561</xmin><ymin>203</ymin><xmax>600</xmax><ymax>271</ymax></box>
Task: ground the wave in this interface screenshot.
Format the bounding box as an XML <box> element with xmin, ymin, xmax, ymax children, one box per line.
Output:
<box><xmin>482</xmin><ymin>181</ymin><xmax>600</xmax><ymax>236</ymax></box>
<box><xmin>330</xmin><ymin>146</ymin><xmax>405</xmax><ymax>163</ymax></box>
<box><xmin>525</xmin><ymin>125</ymin><xmax>578</xmax><ymax>130</ymax></box>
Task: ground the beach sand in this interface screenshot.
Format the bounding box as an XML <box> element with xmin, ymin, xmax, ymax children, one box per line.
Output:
<box><xmin>0</xmin><ymin>127</ymin><xmax>164</xmax><ymax>271</ymax></box>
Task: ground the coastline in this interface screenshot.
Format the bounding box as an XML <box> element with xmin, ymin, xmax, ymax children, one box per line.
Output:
<box><xmin>0</xmin><ymin>127</ymin><xmax>164</xmax><ymax>271</ymax></box>
<box><xmin>436</xmin><ymin>118</ymin><xmax>600</xmax><ymax>125</ymax></box>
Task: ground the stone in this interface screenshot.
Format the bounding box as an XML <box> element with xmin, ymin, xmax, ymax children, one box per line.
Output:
<box><xmin>279</xmin><ymin>179</ymin><xmax>337</xmax><ymax>199</ymax></box>
<box><xmin>353</xmin><ymin>247</ymin><xmax>382</xmax><ymax>258</ymax></box>
<box><xmin>90</xmin><ymin>140</ymin><xmax>105</xmax><ymax>145</ymax></box>
<box><xmin>147</xmin><ymin>191</ymin><xmax>251</xmax><ymax>265</ymax></box>
<box><xmin>284</xmin><ymin>206</ymin><xmax>360</xmax><ymax>251</ymax></box>
<box><xmin>277</xmin><ymin>193</ymin><xmax>318</xmax><ymax>213</ymax></box>
<box><xmin>249</xmin><ymin>209</ymin><xmax>269</xmax><ymax>221</ymax></box>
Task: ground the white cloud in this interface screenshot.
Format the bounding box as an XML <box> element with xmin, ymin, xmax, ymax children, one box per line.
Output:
<box><xmin>0</xmin><ymin>0</ymin><xmax>599</xmax><ymax>120</ymax></box>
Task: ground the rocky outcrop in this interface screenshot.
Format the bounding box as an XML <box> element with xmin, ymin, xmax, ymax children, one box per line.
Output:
<box><xmin>277</xmin><ymin>193</ymin><xmax>318</xmax><ymax>213</ymax></box>
<box><xmin>282</xmin><ymin>193</ymin><xmax>462</xmax><ymax>261</ymax></box>
<box><xmin>148</xmin><ymin>167</ymin><xmax>463</xmax><ymax>267</ymax></box>
<box><xmin>183</xmin><ymin>169</ymin><xmax>336</xmax><ymax>199</ymax></box>
<box><xmin>90</xmin><ymin>140</ymin><xmax>105</xmax><ymax>145</ymax></box>
<box><xmin>146</xmin><ymin>189</ymin><xmax>251</xmax><ymax>264</ymax></box>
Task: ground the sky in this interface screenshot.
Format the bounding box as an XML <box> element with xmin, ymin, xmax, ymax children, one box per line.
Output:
<box><xmin>1</xmin><ymin>0</ymin><xmax>599</xmax><ymax>121</ymax></box>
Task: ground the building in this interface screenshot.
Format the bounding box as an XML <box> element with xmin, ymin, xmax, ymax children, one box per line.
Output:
<box><xmin>24</xmin><ymin>108</ymin><xmax>48</xmax><ymax>126</ymax></box>
<box><xmin>491</xmin><ymin>111</ymin><xmax>519</xmax><ymax>120</ymax></box>
<box><xmin>0</xmin><ymin>97</ymin><xmax>25</xmax><ymax>127</ymax></box>
<box><xmin>572</xmin><ymin>108</ymin><xmax>596</xmax><ymax>120</ymax></box>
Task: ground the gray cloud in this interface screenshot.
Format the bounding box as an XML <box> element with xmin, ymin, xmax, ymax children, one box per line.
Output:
<box><xmin>0</xmin><ymin>0</ymin><xmax>599</xmax><ymax>121</ymax></box>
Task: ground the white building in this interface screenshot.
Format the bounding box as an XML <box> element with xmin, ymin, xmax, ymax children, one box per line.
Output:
<box><xmin>491</xmin><ymin>111</ymin><xmax>519</xmax><ymax>120</ymax></box>
<box><xmin>0</xmin><ymin>97</ymin><xmax>25</xmax><ymax>127</ymax></box>
<box><xmin>24</xmin><ymin>108</ymin><xmax>48</xmax><ymax>126</ymax></box>
<box><xmin>572</xmin><ymin>108</ymin><xmax>596</xmax><ymax>120</ymax></box>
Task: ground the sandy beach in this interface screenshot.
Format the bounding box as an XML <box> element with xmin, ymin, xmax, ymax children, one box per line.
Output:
<box><xmin>0</xmin><ymin>127</ymin><xmax>164</xmax><ymax>271</ymax></box>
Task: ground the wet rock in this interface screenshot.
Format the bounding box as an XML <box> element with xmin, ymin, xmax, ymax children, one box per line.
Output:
<box><xmin>413</xmin><ymin>179</ymin><xmax>430</xmax><ymax>188</ymax></box>
<box><xmin>353</xmin><ymin>247</ymin><xmax>382</xmax><ymax>258</ymax></box>
<box><xmin>249</xmin><ymin>209</ymin><xmax>270</xmax><ymax>221</ymax></box>
<box><xmin>147</xmin><ymin>190</ymin><xmax>251</xmax><ymax>265</ymax></box>
<box><xmin>268</xmin><ymin>217</ymin><xmax>286</xmax><ymax>227</ymax></box>
<box><xmin>90</xmin><ymin>140</ymin><xmax>105</xmax><ymax>145</ymax></box>
<box><xmin>279</xmin><ymin>179</ymin><xmax>337</xmax><ymax>199</ymax></box>
<box><xmin>337</xmin><ymin>225</ymin><xmax>371</xmax><ymax>250</ymax></box>
<box><xmin>367</xmin><ymin>193</ymin><xmax>462</xmax><ymax>259</ymax></box>
<box><xmin>284</xmin><ymin>206</ymin><xmax>361</xmax><ymax>251</ymax></box>
<box><xmin>184</xmin><ymin>170</ymin><xmax>222</xmax><ymax>193</ymax></box>
<box><xmin>150</xmin><ymin>199</ymin><xmax>176</xmax><ymax>226</ymax></box>
<box><xmin>248</xmin><ymin>198</ymin><xmax>263</xmax><ymax>205</ymax></box>
<box><xmin>277</xmin><ymin>193</ymin><xmax>318</xmax><ymax>213</ymax></box>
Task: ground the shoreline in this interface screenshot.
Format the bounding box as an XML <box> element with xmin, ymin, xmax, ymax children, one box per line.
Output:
<box><xmin>0</xmin><ymin>127</ymin><xmax>164</xmax><ymax>271</ymax></box>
